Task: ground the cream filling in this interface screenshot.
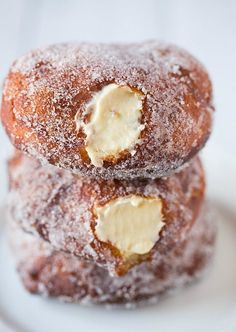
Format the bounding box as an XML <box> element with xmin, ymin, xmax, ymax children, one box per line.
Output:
<box><xmin>77</xmin><ymin>84</ymin><xmax>144</xmax><ymax>166</ymax></box>
<box><xmin>94</xmin><ymin>195</ymin><xmax>164</xmax><ymax>257</ymax></box>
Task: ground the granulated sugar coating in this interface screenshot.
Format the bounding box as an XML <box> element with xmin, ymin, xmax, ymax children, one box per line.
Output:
<box><xmin>8</xmin><ymin>152</ymin><xmax>205</xmax><ymax>276</ymax></box>
<box><xmin>8</xmin><ymin>205</ymin><xmax>216</xmax><ymax>307</ymax></box>
<box><xmin>1</xmin><ymin>41</ymin><xmax>214</xmax><ymax>179</ymax></box>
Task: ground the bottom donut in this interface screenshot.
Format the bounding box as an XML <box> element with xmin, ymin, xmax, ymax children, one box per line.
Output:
<box><xmin>8</xmin><ymin>207</ymin><xmax>216</xmax><ymax>308</ymax></box>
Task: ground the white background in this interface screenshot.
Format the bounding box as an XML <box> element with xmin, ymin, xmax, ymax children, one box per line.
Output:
<box><xmin>1</xmin><ymin>0</ymin><xmax>236</xmax><ymax>201</ymax></box>
<box><xmin>0</xmin><ymin>1</ymin><xmax>236</xmax><ymax>331</ymax></box>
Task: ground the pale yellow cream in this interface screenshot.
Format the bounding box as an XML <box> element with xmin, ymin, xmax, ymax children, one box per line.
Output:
<box><xmin>94</xmin><ymin>195</ymin><xmax>164</xmax><ymax>257</ymax></box>
<box><xmin>77</xmin><ymin>84</ymin><xmax>144</xmax><ymax>166</ymax></box>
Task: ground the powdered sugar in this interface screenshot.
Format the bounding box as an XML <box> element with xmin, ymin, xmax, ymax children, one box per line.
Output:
<box><xmin>2</xmin><ymin>41</ymin><xmax>214</xmax><ymax>179</ymax></box>
<box><xmin>7</xmin><ymin>153</ymin><xmax>205</xmax><ymax>276</ymax></box>
<box><xmin>8</xmin><ymin>204</ymin><xmax>216</xmax><ymax>307</ymax></box>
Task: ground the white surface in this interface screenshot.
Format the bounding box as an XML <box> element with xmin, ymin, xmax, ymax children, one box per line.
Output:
<box><xmin>0</xmin><ymin>150</ymin><xmax>236</xmax><ymax>332</ymax></box>
<box><xmin>0</xmin><ymin>1</ymin><xmax>236</xmax><ymax>331</ymax></box>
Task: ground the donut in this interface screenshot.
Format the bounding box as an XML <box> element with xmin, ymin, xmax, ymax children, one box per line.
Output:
<box><xmin>8</xmin><ymin>206</ymin><xmax>216</xmax><ymax>307</ymax></box>
<box><xmin>8</xmin><ymin>152</ymin><xmax>205</xmax><ymax>276</ymax></box>
<box><xmin>1</xmin><ymin>41</ymin><xmax>214</xmax><ymax>179</ymax></box>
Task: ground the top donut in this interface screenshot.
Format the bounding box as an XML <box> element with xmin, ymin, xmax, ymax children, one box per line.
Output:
<box><xmin>1</xmin><ymin>41</ymin><xmax>214</xmax><ymax>179</ymax></box>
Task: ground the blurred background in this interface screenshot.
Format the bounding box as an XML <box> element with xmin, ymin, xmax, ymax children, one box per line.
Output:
<box><xmin>0</xmin><ymin>0</ymin><xmax>236</xmax><ymax>202</ymax></box>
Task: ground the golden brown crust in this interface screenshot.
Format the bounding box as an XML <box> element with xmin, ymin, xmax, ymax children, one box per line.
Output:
<box><xmin>8</xmin><ymin>152</ymin><xmax>205</xmax><ymax>276</ymax></box>
<box><xmin>9</xmin><ymin>206</ymin><xmax>216</xmax><ymax>306</ymax></box>
<box><xmin>1</xmin><ymin>42</ymin><xmax>214</xmax><ymax>179</ymax></box>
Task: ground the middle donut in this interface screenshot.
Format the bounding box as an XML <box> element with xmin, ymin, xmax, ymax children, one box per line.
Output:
<box><xmin>8</xmin><ymin>152</ymin><xmax>205</xmax><ymax>276</ymax></box>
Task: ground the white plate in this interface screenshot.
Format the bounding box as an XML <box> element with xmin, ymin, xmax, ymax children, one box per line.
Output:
<box><xmin>0</xmin><ymin>148</ymin><xmax>236</xmax><ymax>332</ymax></box>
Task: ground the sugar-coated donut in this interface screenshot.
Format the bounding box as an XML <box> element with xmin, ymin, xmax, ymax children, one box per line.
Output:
<box><xmin>8</xmin><ymin>206</ymin><xmax>216</xmax><ymax>307</ymax></box>
<box><xmin>1</xmin><ymin>41</ymin><xmax>214</xmax><ymax>179</ymax></box>
<box><xmin>8</xmin><ymin>152</ymin><xmax>205</xmax><ymax>276</ymax></box>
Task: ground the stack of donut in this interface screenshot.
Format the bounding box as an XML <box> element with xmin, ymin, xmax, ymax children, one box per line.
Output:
<box><xmin>1</xmin><ymin>41</ymin><xmax>216</xmax><ymax>307</ymax></box>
